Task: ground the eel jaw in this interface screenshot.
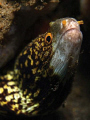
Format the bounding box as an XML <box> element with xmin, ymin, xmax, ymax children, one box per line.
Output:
<box><xmin>50</xmin><ymin>18</ymin><xmax>83</xmax><ymax>80</ymax></box>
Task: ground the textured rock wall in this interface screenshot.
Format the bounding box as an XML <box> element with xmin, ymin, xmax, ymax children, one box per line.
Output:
<box><xmin>0</xmin><ymin>0</ymin><xmax>59</xmax><ymax>68</ymax></box>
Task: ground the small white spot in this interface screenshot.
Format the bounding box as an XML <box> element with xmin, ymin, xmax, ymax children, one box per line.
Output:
<box><xmin>69</xmin><ymin>37</ymin><xmax>71</xmax><ymax>40</ymax></box>
<box><xmin>60</xmin><ymin>22</ymin><xmax>63</xmax><ymax>29</ymax></box>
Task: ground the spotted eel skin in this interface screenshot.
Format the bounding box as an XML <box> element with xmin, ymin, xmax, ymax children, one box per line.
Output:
<box><xmin>0</xmin><ymin>18</ymin><xmax>83</xmax><ymax>116</ymax></box>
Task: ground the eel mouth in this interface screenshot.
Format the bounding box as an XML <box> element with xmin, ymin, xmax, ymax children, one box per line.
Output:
<box><xmin>61</xmin><ymin>28</ymin><xmax>83</xmax><ymax>44</ymax></box>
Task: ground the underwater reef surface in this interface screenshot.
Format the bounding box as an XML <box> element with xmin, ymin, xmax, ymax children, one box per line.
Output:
<box><xmin>0</xmin><ymin>0</ymin><xmax>59</xmax><ymax>68</ymax></box>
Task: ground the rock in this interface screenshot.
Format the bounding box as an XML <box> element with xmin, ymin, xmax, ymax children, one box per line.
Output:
<box><xmin>0</xmin><ymin>0</ymin><xmax>59</xmax><ymax>68</ymax></box>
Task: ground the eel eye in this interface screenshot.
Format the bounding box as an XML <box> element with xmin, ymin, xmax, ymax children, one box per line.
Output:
<box><xmin>45</xmin><ymin>33</ymin><xmax>53</xmax><ymax>44</ymax></box>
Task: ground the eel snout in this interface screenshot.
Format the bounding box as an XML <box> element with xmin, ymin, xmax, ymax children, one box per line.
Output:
<box><xmin>61</xmin><ymin>18</ymin><xmax>83</xmax><ymax>44</ymax></box>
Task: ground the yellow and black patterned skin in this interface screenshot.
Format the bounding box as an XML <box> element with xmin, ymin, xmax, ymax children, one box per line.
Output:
<box><xmin>0</xmin><ymin>18</ymin><xmax>83</xmax><ymax>116</ymax></box>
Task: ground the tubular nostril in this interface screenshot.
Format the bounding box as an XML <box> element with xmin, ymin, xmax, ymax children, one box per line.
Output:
<box><xmin>77</xmin><ymin>20</ymin><xmax>84</xmax><ymax>25</ymax></box>
<box><xmin>62</xmin><ymin>20</ymin><xmax>66</xmax><ymax>26</ymax></box>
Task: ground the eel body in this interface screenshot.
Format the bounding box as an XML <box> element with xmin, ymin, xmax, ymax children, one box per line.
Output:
<box><xmin>0</xmin><ymin>18</ymin><xmax>83</xmax><ymax>116</ymax></box>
